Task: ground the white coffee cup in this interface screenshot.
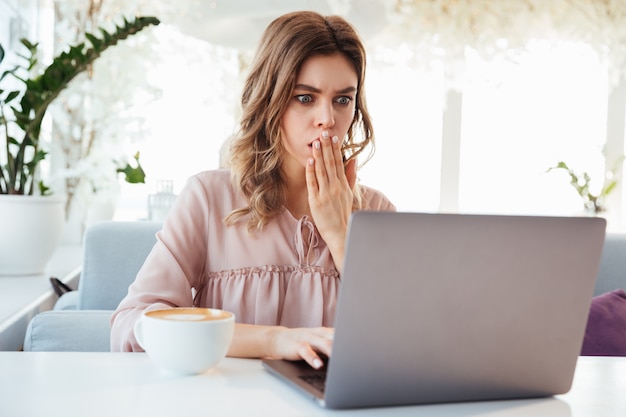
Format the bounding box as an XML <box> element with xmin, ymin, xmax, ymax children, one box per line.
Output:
<box><xmin>134</xmin><ymin>307</ymin><xmax>235</xmax><ymax>375</ymax></box>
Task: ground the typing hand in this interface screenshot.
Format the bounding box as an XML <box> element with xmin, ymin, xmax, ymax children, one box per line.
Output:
<box><xmin>271</xmin><ymin>326</ymin><xmax>334</xmax><ymax>369</ymax></box>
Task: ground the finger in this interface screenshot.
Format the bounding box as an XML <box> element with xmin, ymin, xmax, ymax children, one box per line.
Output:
<box><xmin>320</xmin><ymin>133</ymin><xmax>339</xmax><ymax>179</ymax></box>
<box><xmin>306</xmin><ymin>156</ymin><xmax>318</xmax><ymax>196</ymax></box>
<box><xmin>308</xmin><ymin>328</ymin><xmax>334</xmax><ymax>357</ymax></box>
<box><xmin>309</xmin><ymin>140</ymin><xmax>326</xmax><ymax>195</ymax></box>
<box><xmin>332</xmin><ymin>136</ymin><xmax>348</xmax><ymax>181</ymax></box>
<box><xmin>312</xmin><ymin>139</ymin><xmax>328</xmax><ymax>186</ymax></box>
<box><xmin>345</xmin><ymin>158</ymin><xmax>357</xmax><ymax>190</ymax></box>
<box><xmin>299</xmin><ymin>344</ymin><xmax>325</xmax><ymax>369</ymax></box>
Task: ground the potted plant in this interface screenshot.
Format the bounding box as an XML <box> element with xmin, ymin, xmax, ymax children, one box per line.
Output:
<box><xmin>547</xmin><ymin>161</ymin><xmax>619</xmax><ymax>215</ymax></box>
<box><xmin>0</xmin><ymin>16</ymin><xmax>159</xmax><ymax>275</ymax></box>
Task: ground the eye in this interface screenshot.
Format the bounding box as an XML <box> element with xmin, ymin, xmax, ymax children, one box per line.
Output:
<box><xmin>335</xmin><ymin>96</ymin><xmax>353</xmax><ymax>105</ymax></box>
<box><xmin>295</xmin><ymin>94</ymin><xmax>313</xmax><ymax>104</ymax></box>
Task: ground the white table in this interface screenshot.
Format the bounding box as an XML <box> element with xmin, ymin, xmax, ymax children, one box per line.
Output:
<box><xmin>0</xmin><ymin>353</ymin><xmax>624</xmax><ymax>417</ymax></box>
<box><xmin>0</xmin><ymin>244</ymin><xmax>82</xmax><ymax>350</ymax></box>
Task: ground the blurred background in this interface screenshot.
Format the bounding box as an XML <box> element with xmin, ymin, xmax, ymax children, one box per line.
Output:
<box><xmin>2</xmin><ymin>0</ymin><xmax>625</xmax><ymax>233</ymax></box>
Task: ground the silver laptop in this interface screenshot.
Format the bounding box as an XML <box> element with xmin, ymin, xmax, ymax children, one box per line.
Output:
<box><xmin>262</xmin><ymin>212</ymin><xmax>606</xmax><ymax>409</ymax></box>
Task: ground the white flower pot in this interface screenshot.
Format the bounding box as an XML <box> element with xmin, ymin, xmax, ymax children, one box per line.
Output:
<box><xmin>0</xmin><ymin>195</ymin><xmax>66</xmax><ymax>276</ymax></box>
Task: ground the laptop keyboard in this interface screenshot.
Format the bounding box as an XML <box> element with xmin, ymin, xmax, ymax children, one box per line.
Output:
<box><xmin>298</xmin><ymin>373</ymin><xmax>327</xmax><ymax>393</ymax></box>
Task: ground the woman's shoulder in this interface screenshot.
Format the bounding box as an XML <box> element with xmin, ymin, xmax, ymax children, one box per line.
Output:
<box><xmin>178</xmin><ymin>169</ymin><xmax>245</xmax><ymax>219</ymax></box>
<box><xmin>186</xmin><ymin>169</ymin><xmax>236</xmax><ymax>193</ymax></box>
<box><xmin>190</xmin><ymin>168</ymin><xmax>232</xmax><ymax>184</ymax></box>
<box><xmin>359</xmin><ymin>184</ymin><xmax>396</xmax><ymax>211</ymax></box>
<box><xmin>181</xmin><ymin>169</ymin><xmax>244</xmax><ymax>207</ymax></box>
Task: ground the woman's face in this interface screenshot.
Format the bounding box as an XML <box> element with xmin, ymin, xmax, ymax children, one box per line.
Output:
<box><xmin>280</xmin><ymin>53</ymin><xmax>357</xmax><ymax>175</ymax></box>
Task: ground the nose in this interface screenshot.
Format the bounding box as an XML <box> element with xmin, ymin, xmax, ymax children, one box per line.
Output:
<box><xmin>315</xmin><ymin>100</ymin><xmax>335</xmax><ymax>129</ymax></box>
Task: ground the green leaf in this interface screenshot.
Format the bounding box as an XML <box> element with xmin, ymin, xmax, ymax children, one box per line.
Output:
<box><xmin>117</xmin><ymin>151</ymin><xmax>146</xmax><ymax>184</ymax></box>
<box><xmin>1</xmin><ymin>65</ymin><xmax>20</xmax><ymax>83</ymax></box>
<box><xmin>602</xmin><ymin>180</ymin><xmax>618</xmax><ymax>197</ymax></box>
<box><xmin>100</xmin><ymin>28</ymin><xmax>113</xmax><ymax>45</ymax></box>
<box><xmin>0</xmin><ymin>43</ymin><xmax>4</xmax><ymax>64</ymax></box>
<box><xmin>4</xmin><ymin>90</ymin><xmax>20</xmax><ymax>103</ymax></box>
<box><xmin>85</xmin><ymin>33</ymin><xmax>102</xmax><ymax>50</ymax></box>
<box><xmin>38</xmin><ymin>181</ymin><xmax>51</xmax><ymax>196</ymax></box>
<box><xmin>41</xmin><ymin>72</ymin><xmax>63</xmax><ymax>91</ymax></box>
<box><xmin>20</xmin><ymin>38</ymin><xmax>36</xmax><ymax>50</ymax></box>
<box><xmin>27</xmin><ymin>149</ymin><xmax>47</xmax><ymax>168</ymax></box>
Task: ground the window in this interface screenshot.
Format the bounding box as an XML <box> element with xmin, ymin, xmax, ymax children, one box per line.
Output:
<box><xmin>459</xmin><ymin>41</ymin><xmax>610</xmax><ymax>216</ymax></box>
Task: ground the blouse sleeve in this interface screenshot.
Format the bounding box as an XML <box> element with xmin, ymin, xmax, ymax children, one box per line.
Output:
<box><xmin>110</xmin><ymin>175</ymin><xmax>212</xmax><ymax>352</ymax></box>
<box><xmin>361</xmin><ymin>185</ymin><xmax>397</xmax><ymax>212</ymax></box>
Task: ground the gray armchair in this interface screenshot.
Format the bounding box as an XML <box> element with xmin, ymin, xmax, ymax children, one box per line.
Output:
<box><xmin>23</xmin><ymin>220</ymin><xmax>161</xmax><ymax>351</ymax></box>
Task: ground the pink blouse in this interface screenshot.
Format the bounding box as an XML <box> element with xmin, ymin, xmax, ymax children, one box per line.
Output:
<box><xmin>110</xmin><ymin>169</ymin><xmax>395</xmax><ymax>352</ymax></box>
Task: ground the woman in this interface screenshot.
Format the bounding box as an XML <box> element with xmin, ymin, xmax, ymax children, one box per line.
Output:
<box><xmin>110</xmin><ymin>10</ymin><xmax>395</xmax><ymax>369</ymax></box>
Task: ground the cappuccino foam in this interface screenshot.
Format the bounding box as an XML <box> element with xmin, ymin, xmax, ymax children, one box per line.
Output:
<box><xmin>146</xmin><ymin>308</ymin><xmax>232</xmax><ymax>322</ymax></box>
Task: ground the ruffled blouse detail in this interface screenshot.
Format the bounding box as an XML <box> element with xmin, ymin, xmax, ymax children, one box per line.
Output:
<box><xmin>196</xmin><ymin>264</ymin><xmax>340</xmax><ymax>328</ymax></box>
<box><xmin>194</xmin><ymin>215</ymin><xmax>338</xmax><ymax>327</ymax></box>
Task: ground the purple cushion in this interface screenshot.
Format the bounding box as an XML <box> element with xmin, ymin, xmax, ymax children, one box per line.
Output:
<box><xmin>581</xmin><ymin>289</ymin><xmax>626</xmax><ymax>356</ymax></box>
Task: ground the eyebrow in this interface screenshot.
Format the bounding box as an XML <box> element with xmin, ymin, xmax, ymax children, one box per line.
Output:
<box><xmin>294</xmin><ymin>84</ymin><xmax>357</xmax><ymax>94</ymax></box>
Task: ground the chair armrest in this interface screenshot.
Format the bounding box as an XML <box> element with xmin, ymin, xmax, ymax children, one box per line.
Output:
<box><xmin>53</xmin><ymin>291</ymin><xmax>79</xmax><ymax>310</ymax></box>
<box><xmin>595</xmin><ymin>233</ymin><xmax>626</xmax><ymax>296</ymax></box>
<box><xmin>23</xmin><ymin>310</ymin><xmax>113</xmax><ymax>352</ymax></box>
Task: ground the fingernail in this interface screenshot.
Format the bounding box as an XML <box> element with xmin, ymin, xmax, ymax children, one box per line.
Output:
<box><xmin>322</xmin><ymin>131</ymin><xmax>329</xmax><ymax>139</ymax></box>
<box><xmin>313</xmin><ymin>359</ymin><xmax>323</xmax><ymax>369</ymax></box>
<box><xmin>314</xmin><ymin>141</ymin><xmax>320</xmax><ymax>149</ymax></box>
<box><xmin>308</xmin><ymin>158</ymin><xmax>314</xmax><ymax>165</ymax></box>
<box><xmin>332</xmin><ymin>136</ymin><xmax>338</xmax><ymax>144</ymax></box>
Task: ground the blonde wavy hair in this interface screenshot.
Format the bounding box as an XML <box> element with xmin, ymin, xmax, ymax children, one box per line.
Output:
<box><xmin>225</xmin><ymin>11</ymin><xmax>375</xmax><ymax>231</ymax></box>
